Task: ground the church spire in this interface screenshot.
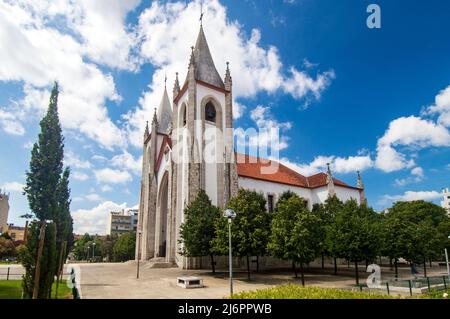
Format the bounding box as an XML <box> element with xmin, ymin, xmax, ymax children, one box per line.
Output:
<box><xmin>357</xmin><ymin>171</ymin><xmax>367</xmax><ymax>205</ymax></box>
<box><xmin>144</xmin><ymin>120</ymin><xmax>149</xmax><ymax>140</ymax></box>
<box><xmin>326</xmin><ymin>163</ymin><xmax>336</xmax><ymax>197</ymax></box>
<box><xmin>184</xmin><ymin>25</ymin><xmax>225</xmax><ymax>89</ymax></box>
<box><xmin>224</xmin><ymin>61</ymin><xmax>232</xmax><ymax>89</ymax></box>
<box><xmin>173</xmin><ymin>72</ymin><xmax>180</xmax><ymax>98</ymax></box>
<box><xmin>357</xmin><ymin>171</ymin><xmax>364</xmax><ymax>189</ymax></box>
<box><xmin>157</xmin><ymin>84</ymin><xmax>172</xmax><ymax>134</ymax></box>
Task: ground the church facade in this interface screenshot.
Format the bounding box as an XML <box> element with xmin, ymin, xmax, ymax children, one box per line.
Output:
<box><xmin>135</xmin><ymin>26</ymin><xmax>366</xmax><ymax>268</ymax></box>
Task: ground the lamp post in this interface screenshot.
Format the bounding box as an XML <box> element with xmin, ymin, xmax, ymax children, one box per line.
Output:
<box><xmin>445</xmin><ymin>235</ymin><xmax>450</xmax><ymax>282</ymax></box>
<box><xmin>137</xmin><ymin>230</ymin><xmax>142</xmax><ymax>279</ymax></box>
<box><xmin>92</xmin><ymin>242</ymin><xmax>96</xmax><ymax>263</ymax></box>
<box><xmin>224</xmin><ymin>209</ymin><xmax>236</xmax><ymax>296</ymax></box>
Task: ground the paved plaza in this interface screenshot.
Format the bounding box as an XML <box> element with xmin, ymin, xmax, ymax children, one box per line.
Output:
<box><xmin>1</xmin><ymin>263</ymin><xmax>448</xmax><ymax>299</ymax></box>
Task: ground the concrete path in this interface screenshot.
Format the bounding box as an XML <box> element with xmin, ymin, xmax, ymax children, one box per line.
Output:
<box><xmin>2</xmin><ymin>263</ymin><xmax>448</xmax><ymax>299</ymax></box>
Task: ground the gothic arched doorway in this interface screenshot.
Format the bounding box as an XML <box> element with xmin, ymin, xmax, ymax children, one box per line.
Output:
<box><xmin>157</xmin><ymin>172</ymin><xmax>169</xmax><ymax>258</ymax></box>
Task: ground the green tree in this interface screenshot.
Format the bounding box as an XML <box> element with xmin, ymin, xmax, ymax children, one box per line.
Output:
<box><xmin>268</xmin><ymin>192</ymin><xmax>321</xmax><ymax>286</ymax></box>
<box><xmin>326</xmin><ymin>199</ymin><xmax>379</xmax><ymax>285</ymax></box>
<box><xmin>179</xmin><ymin>189</ymin><xmax>221</xmax><ymax>273</ymax></box>
<box><xmin>113</xmin><ymin>232</ymin><xmax>136</xmax><ymax>262</ymax></box>
<box><xmin>54</xmin><ymin>167</ymin><xmax>73</xmax><ymax>273</ymax></box>
<box><xmin>72</xmin><ymin>233</ymin><xmax>93</xmax><ymax>260</ymax></box>
<box><xmin>22</xmin><ymin>82</ymin><xmax>70</xmax><ymax>298</ymax></box>
<box><xmin>213</xmin><ymin>189</ymin><xmax>270</xmax><ymax>280</ymax></box>
<box><xmin>316</xmin><ymin>195</ymin><xmax>343</xmax><ymax>274</ymax></box>
<box><xmin>382</xmin><ymin>200</ymin><xmax>449</xmax><ymax>277</ymax></box>
<box><xmin>19</xmin><ymin>222</ymin><xmax>57</xmax><ymax>298</ymax></box>
<box><xmin>0</xmin><ymin>237</ymin><xmax>16</xmax><ymax>258</ymax></box>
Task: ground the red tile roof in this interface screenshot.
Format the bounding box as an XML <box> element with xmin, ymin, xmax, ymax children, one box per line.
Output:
<box><xmin>236</xmin><ymin>153</ymin><xmax>356</xmax><ymax>190</ymax></box>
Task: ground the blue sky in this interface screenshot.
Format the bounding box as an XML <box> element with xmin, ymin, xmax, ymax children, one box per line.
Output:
<box><xmin>1</xmin><ymin>0</ymin><xmax>449</xmax><ymax>234</ymax></box>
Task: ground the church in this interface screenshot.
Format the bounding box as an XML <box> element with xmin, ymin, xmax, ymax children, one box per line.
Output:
<box><xmin>135</xmin><ymin>26</ymin><xmax>366</xmax><ymax>268</ymax></box>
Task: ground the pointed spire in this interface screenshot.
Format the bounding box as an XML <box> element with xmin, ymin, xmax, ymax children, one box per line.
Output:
<box><xmin>144</xmin><ymin>120</ymin><xmax>149</xmax><ymax>138</ymax></box>
<box><xmin>173</xmin><ymin>72</ymin><xmax>180</xmax><ymax>98</ymax></box>
<box><xmin>185</xmin><ymin>26</ymin><xmax>225</xmax><ymax>88</ymax></box>
<box><xmin>326</xmin><ymin>163</ymin><xmax>335</xmax><ymax>197</ymax></box>
<box><xmin>357</xmin><ymin>171</ymin><xmax>364</xmax><ymax>189</ymax></box>
<box><xmin>157</xmin><ymin>85</ymin><xmax>172</xmax><ymax>133</ymax></box>
<box><xmin>224</xmin><ymin>61</ymin><xmax>232</xmax><ymax>91</ymax></box>
<box><xmin>189</xmin><ymin>46</ymin><xmax>195</xmax><ymax>67</ymax></box>
<box><xmin>152</xmin><ymin>107</ymin><xmax>158</xmax><ymax>125</ymax></box>
<box><xmin>357</xmin><ymin>171</ymin><xmax>367</xmax><ymax>205</ymax></box>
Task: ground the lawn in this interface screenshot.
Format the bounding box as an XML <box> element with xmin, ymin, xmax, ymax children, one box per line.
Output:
<box><xmin>231</xmin><ymin>284</ymin><xmax>450</xmax><ymax>299</ymax></box>
<box><xmin>231</xmin><ymin>284</ymin><xmax>397</xmax><ymax>299</ymax></box>
<box><xmin>0</xmin><ymin>280</ymin><xmax>73</xmax><ymax>299</ymax></box>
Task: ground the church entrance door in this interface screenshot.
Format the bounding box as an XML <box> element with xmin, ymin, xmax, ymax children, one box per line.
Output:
<box><xmin>157</xmin><ymin>172</ymin><xmax>169</xmax><ymax>258</ymax></box>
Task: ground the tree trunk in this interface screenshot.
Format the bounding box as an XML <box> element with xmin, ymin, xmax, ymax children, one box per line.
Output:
<box><xmin>354</xmin><ymin>261</ymin><xmax>359</xmax><ymax>286</ymax></box>
<box><xmin>389</xmin><ymin>258</ymin><xmax>393</xmax><ymax>270</ymax></box>
<box><xmin>300</xmin><ymin>262</ymin><xmax>305</xmax><ymax>287</ymax></box>
<box><xmin>256</xmin><ymin>256</ymin><xmax>259</xmax><ymax>273</ymax></box>
<box><xmin>333</xmin><ymin>257</ymin><xmax>337</xmax><ymax>275</ymax></box>
<box><xmin>423</xmin><ymin>260</ymin><xmax>427</xmax><ymax>277</ymax></box>
<box><xmin>210</xmin><ymin>254</ymin><xmax>215</xmax><ymax>274</ymax></box>
<box><xmin>365</xmin><ymin>259</ymin><xmax>368</xmax><ymax>269</ymax></box>
<box><xmin>347</xmin><ymin>260</ymin><xmax>350</xmax><ymax>268</ymax></box>
<box><xmin>394</xmin><ymin>259</ymin><xmax>398</xmax><ymax>280</ymax></box>
<box><xmin>292</xmin><ymin>262</ymin><xmax>298</xmax><ymax>278</ymax></box>
<box><xmin>246</xmin><ymin>255</ymin><xmax>251</xmax><ymax>280</ymax></box>
<box><xmin>321</xmin><ymin>253</ymin><xmax>324</xmax><ymax>269</ymax></box>
<box><xmin>429</xmin><ymin>259</ymin><xmax>432</xmax><ymax>268</ymax></box>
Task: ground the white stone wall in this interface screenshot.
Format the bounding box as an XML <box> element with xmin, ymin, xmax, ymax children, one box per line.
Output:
<box><xmin>238</xmin><ymin>176</ymin><xmax>361</xmax><ymax>209</ymax></box>
<box><xmin>238</xmin><ymin>176</ymin><xmax>314</xmax><ymax>209</ymax></box>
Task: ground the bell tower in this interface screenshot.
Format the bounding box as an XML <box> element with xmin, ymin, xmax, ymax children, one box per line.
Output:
<box><xmin>172</xmin><ymin>25</ymin><xmax>238</xmax><ymax>217</ymax></box>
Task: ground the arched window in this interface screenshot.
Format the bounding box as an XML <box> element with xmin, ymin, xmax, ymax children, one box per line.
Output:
<box><xmin>205</xmin><ymin>102</ymin><xmax>216</xmax><ymax>123</ymax></box>
<box><xmin>182</xmin><ymin>105</ymin><xmax>186</xmax><ymax>126</ymax></box>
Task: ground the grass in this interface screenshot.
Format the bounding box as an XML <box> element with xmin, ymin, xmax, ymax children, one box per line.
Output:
<box><xmin>0</xmin><ymin>261</ymin><xmax>18</xmax><ymax>265</ymax></box>
<box><xmin>231</xmin><ymin>284</ymin><xmax>397</xmax><ymax>299</ymax></box>
<box><xmin>420</xmin><ymin>289</ymin><xmax>450</xmax><ymax>299</ymax></box>
<box><xmin>0</xmin><ymin>280</ymin><xmax>73</xmax><ymax>299</ymax></box>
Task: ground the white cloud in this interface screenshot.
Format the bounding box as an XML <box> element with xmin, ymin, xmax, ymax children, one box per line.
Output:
<box><xmin>124</xmin><ymin>0</ymin><xmax>334</xmax><ymax>148</ymax></box>
<box><xmin>100</xmin><ymin>185</ymin><xmax>113</xmax><ymax>192</ymax></box>
<box><xmin>236</xmin><ymin>105</ymin><xmax>292</xmax><ymax>152</ymax></box>
<box><xmin>72</xmin><ymin>200</ymin><xmax>127</xmax><ymax>234</ymax></box>
<box><xmin>0</xmin><ymin>0</ymin><xmax>129</xmax><ymax>149</ymax></box>
<box><xmin>85</xmin><ymin>193</ymin><xmax>103</xmax><ymax>202</ymax></box>
<box><xmin>1</xmin><ymin>181</ymin><xmax>25</xmax><ymax>193</ymax></box>
<box><xmin>0</xmin><ymin>110</ymin><xmax>25</xmax><ymax>135</ymax></box>
<box><xmin>379</xmin><ymin>190</ymin><xmax>441</xmax><ymax>206</ymax></box>
<box><xmin>426</xmin><ymin>85</ymin><xmax>450</xmax><ymax>127</ymax></box>
<box><xmin>110</xmin><ymin>151</ymin><xmax>142</xmax><ymax>175</ymax></box>
<box><xmin>281</xmin><ymin>154</ymin><xmax>374</xmax><ymax>176</ymax></box>
<box><xmin>92</xmin><ymin>154</ymin><xmax>108</xmax><ymax>162</ymax></box>
<box><xmin>72</xmin><ymin>171</ymin><xmax>89</xmax><ymax>181</ymax></box>
<box><xmin>375</xmin><ymin>116</ymin><xmax>450</xmax><ymax>172</ymax></box>
<box><xmin>94</xmin><ymin>168</ymin><xmax>132</xmax><ymax>184</ymax></box>
<box><xmin>283</xmin><ymin>68</ymin><xmax>335</xmax><ymax>103</ymax></box>
<box><xmin>394</xmin><ymin>166</ymin><xmax>425</xmax><ymax>187</ymax></box>
<box><xmin>65</xmin><ymin>151</ymin><xmax>91</xmax><ymax>169</ymax></box>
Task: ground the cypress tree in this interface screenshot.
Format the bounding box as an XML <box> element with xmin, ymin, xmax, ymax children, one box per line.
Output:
<box><xmin>21</xmin><ymin>82</ymin><xmax>71</xmax><ymax>298</ymax></box>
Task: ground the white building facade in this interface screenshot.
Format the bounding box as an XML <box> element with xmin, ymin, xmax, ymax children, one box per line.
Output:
<box><xmin>442</xmin><ymin>188</ymin><xmax>450</xmax><ymax>216</ymax></box>
<box><xmin>135</xmin><ymin>26</ymin><xmax>366</xmax><ymax>269</ymax></box>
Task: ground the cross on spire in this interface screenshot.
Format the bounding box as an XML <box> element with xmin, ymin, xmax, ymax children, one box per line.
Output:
<box><xmin>199</xmin><ymin>0</ymin><xmax>204</xmax><ymax>26</ymax></box>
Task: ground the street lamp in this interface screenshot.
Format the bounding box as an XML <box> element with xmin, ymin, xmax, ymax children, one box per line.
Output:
<box><xmin>224</xmin><ymin>209</ymin><xmax>236</xmax><ymax>296</ymax></box>
<box><xmin>92</xmin><ymin>242</ymin><xmax>96</xmax><ymax>263</ymax></box>
<box><xmin>445</xmin><ymin>235</ymin><xmax>450</xmax><ymax>282</ymax></box>
<box><xmin>137</xmin><ymin>230</ymin><xmax>142</xmax><ymax>279</ymax></box>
